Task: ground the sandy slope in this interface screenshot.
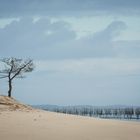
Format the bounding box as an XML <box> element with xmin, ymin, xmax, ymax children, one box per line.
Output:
<box><xmin>0</xmin><ymin>96</ymin><xmax>140</xmax><ymax>140</ymax></box>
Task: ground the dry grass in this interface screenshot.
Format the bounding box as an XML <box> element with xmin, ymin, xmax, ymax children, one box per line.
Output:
<box><xmin>0</xmin><ymin>95</ymin><xmax>33</xmax><ymax>111</ymax></box>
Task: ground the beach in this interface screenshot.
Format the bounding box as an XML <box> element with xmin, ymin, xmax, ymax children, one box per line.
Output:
<box><xmin>0</xmin><ymin>95</ymin><xmax>140</xmax><ymax>140</ymax></box>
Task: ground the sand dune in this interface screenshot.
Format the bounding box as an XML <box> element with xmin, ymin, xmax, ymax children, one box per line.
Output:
<box><xmin>0</xmin><ymin>96</ymin><xmax>140</xmax><ymax>140</ymax></box>
<box><xmin>0</xmin><ymin>95</ymin><xmax>33</xmax><ymax>111</ymax></box>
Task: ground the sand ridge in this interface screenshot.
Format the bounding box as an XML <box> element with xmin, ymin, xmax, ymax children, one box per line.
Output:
<box><xmin>0</xmin><ymin>95</ymin><xmax>33</xmax><ymax>111</ymax></box>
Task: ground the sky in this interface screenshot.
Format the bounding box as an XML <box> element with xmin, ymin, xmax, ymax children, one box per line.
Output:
<box><xmin>0</xmin><ymin>0</ymin><xmax>140</xmax><ymax>106</ymax></box>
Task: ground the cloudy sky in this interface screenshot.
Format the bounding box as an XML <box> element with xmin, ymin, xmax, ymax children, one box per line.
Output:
<box><xmin>0</xmin><ymin>0</ymin><xmax>140</xmax><ymax>106</ymax></box>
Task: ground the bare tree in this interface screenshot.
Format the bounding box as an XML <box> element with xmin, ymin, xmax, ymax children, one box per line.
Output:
<box><xmin>0</xmin><ymin>57</ymin><xmax>34</xmax><ymax>97</ymax></box>
<box><xmin>135</xmin><ymin>108</ymin><xmax>140</xmax><ymax>119</ymax></box>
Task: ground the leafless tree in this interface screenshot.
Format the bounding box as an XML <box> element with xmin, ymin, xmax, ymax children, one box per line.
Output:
<box><xmin>0</xmin><ymin>57</ymin><xmax>34</xmax><ymax>97</ymax></box>
<box><xmin>135</xmin><ymin>108</ymin><xmax>140</xmax><ymax>119</ymax></box>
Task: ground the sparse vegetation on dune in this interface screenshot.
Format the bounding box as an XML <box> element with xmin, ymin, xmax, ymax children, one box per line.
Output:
<box><xmin>0</xmin><ymin>95</ymin><xmax>33</xmax><ymax>111</ymax></box>
<box><xmin>37</xmin><ymin>105</ymin><xmax>140</xmax><ymax>120</ymax></box>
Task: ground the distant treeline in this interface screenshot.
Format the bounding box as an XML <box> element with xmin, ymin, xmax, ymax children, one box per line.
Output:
<box><xmin>39</xmin><ymin>105</ymin><xmax>140</xmax><ymax>120</ymax></box>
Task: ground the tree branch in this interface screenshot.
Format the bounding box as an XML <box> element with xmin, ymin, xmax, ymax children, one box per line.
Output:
<box><xmin>0</xmin><ymin>57</ymin><xmax>34</xmax><ymax>97</ymax></box>
<box><xmin>11</xmin><ymin>60</ymin><xmax>32</xmax><ymax>80</ymax></box>
<box><xmin>8</xmin><ymin>60</ymin><xmax>14</xmax><ymax>80</ymax></box>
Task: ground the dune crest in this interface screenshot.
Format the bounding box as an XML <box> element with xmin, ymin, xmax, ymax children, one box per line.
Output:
<box><xmin>0</xmin><ymin>95</ymin><xmax>33</xmax><ymax>111</ymax></box>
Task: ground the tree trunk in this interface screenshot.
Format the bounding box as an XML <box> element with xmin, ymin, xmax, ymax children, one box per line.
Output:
<box><xmin>8</xmin><ymin>79</ymin><xmax>12</xmax><ymax>97</ymax></box>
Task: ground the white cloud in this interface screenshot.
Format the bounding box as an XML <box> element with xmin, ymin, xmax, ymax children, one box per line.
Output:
<box><xmin>0</xmin><ymin>17</ymin><xmax>139</xmax><ymax>60</ymax></box>
<box><xmin>0</xmin><ymin>17</ymin><xmax>76</xmax><ymax>58</ymax></box>
<box><xmin>0</xmin><ymin>18</ymin><xmax>19</xmax><ymax>28</ymax></box>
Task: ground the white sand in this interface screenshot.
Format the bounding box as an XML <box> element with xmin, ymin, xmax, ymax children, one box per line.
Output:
<box><xmin>0</xmin><ymin>96</ymin><xmax>140</xmax><ymax>140</ymax></box>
